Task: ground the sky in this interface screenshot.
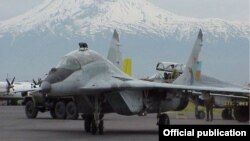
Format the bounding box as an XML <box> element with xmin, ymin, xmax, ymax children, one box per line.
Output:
<box><xmin>0</xmin><ymin>0</ymin><xmax>249</xmax><ymax>22</ymax></box>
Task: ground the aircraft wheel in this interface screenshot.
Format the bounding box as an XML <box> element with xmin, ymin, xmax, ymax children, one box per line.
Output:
<box><xmin>222</xmin><ymin>108</ymin><xmax>233</xmax><ymax>120</ymax></box>
<box><xmin>158</xmin><ymin>114</ymin><xmax>170</xmax><ymax>125</ymax></box>
<box><xmin>196</xmin><ymin>111</ymin><xmax>205</xmax><ymax>119</ymax></box>
<box><xmin>98</xmin><ymin>120</ymin><xmax>104</xmax><ymax>135</ymax></box>
<box><xmin>66</xmin><ymin>101</ymin><xmax>79</xmax><ymax>120</ymax></box>
<box><xmin>25</xmin><ymin>100</ymin><xmax>38</xmax><ymax>119</ymax></box>
<box><xmin>234</xmin><ymin>106</ymin><xmax>249</xmax><ymax>122</ymax></box>
<box><xmin>55</xmin><ymin>101</ymin><xmax>66</xmax><ymax>119</ymax></box>
<box><xmin>84</xmin><ymin>115</ymin><xmax>93</xmax><ymax>132</ymax></box>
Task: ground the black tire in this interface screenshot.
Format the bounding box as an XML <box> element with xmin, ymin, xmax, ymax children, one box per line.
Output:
<box><xmin>91</xmin><ymin>120</ymin><xmax>97</xmax><ymax>135</ymax></box>
<box><xmin>98</xmin><ymin>120</ymin><xmax>104</xmax><ymax>135</ymax></box>
<box><xmin>10</xmin><ymin>99</ymin><xmax>18</xmax><ymax>105</ymax></box>
<box><xmin>234</xmin><ymin>106</ymin><xmax>249</xmax><ymax>122</ymax></box>
<box><xmin>55</xmin><ymin>101</ymin><xmax>66</xmax><ymax>119</ymax></box>
<box><xmin>196</xmin><ymin>111</ymin><xmax>205</xmax><ymax>119</ymax></box>
<box><xmin>66</xmin><ymin>101</ymin><xmax>79</xmax><ymax>120</ymax></box>
<box><xmin>222</xmin><ymin>108</ymin><xmax>233</xmax><ymax>120</ymax></box>
<box><xmin>158</xmin><ymin>114</ymin><xmax>170</xmax><ymax>125</ymax></box>
<box><xmin>84</xmin><ymin>115</ymin><xmax>93</xmax><ymax>132</ymax></box>
<box><xmin>25</xmin><ymin>100</ymin><xmax>38</xmax><ymax>119</ymax></box>
<box><xmin>49</xmin><ymin>102</ymin><xmax>57</xmax><ymax>119</ymax></box>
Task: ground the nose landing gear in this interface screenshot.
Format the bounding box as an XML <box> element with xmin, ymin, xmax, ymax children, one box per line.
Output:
<box><xmin>83</xmin><ymin>96</ymin><xmax>104</xmax><ymax>135</ymax></box>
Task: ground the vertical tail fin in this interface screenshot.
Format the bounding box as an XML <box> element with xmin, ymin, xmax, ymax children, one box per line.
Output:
<box><xmin>107</xmin><ymin>29</ymin><xmax>123</xmax><ymax>69</ymax></box>
<box><xmin>122</xmin><ymin>58</ymin><xmax>132</xmax><ymax>76</ymax></box>
<box><xmin>173</xmin><ymin>29</ymin><xmax>203</xmax><ymax>85</ymax></box>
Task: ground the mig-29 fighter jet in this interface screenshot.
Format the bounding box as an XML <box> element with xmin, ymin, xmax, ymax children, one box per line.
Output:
<box><xmin>141</xmin><ymin>30</ymin><xmax>249</xmax><ymax>122</ymax></box>
<box><xmin>23</xmin><ymin>33</ymin><xmax>249</xmax><ymax>135</ymax></box>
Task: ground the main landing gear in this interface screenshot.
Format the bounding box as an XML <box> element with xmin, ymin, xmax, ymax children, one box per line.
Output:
<box><xmin>194</xmin><ymin>96</ymin><xmax>205</xmax><ymax>119</ymax></box>
<box><xmin>221</xmin><ymin>108</ymin><xmax>233</xmax><ymax>120</ymax></box>
<box><xmin>83</xmin><ymin>114</ymin><xmax>104</xmax><ymax>135</ymax></box>
<box><xmin>157</xmin><ymin>113</ymin><xmax>170</xmax><ymax>125</ymax></box>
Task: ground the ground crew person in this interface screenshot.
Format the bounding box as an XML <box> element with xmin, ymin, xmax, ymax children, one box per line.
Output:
<box><xmin>203</xmin><ymin>92</ymin><xmax>214</xmax><ymax>121</ymax></box>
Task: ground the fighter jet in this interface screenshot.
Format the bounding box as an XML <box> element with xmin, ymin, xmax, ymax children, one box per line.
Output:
<box><xmin>139</xmin><ymin>30</ymin><xmax>249</xmax><ymax>121</ymax></box>
<box><xmin>107</xmin><ymin>29</ymin><xmax>249</xmax><ymax>122</ymax></box>
<box><xmin>23</xmin><ymin>32</ymin><xmax>249</xmax><ymax>135</ymax></box>
<box><xmin>106</xmin><ymin>29</ymin><xmax>249</xmax><ymax>121</ymax></box>
<box><xmin>146</xmin><ymin>61</ymin><xmax>249</xmax><ymax>120</ymax></box>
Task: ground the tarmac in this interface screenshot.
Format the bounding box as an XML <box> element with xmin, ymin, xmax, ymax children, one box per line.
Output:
<box><xmin>0</xmin><ymin>106</ymin><xmax>249</xmax><ymax>141</ymax></box>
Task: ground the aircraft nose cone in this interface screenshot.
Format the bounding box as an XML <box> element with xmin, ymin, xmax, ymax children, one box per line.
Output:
<box><xmin>41</xmin><ymin>81</ymin><xmax>51</xmax><ymax>93</ymax></box>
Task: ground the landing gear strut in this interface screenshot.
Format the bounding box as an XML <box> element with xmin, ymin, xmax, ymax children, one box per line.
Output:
<box><xmin>194</xmin><ymin>96</ymin><xmax>205</xmax><ymax>119</ymax></box>
<box><xmin>84</xmin><ymin>96</ymin><xmax>104</xmax><ymax>135</ymax></box>
<box><xmin>91</xmin><ymin>114</ymin><xmax>104</xmax><ymax>135</ymax></box>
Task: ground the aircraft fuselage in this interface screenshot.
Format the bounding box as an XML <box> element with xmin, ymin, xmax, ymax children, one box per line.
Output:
<box><xmin>40</xmin><ymin>49</ymin><xmax>187</xmax><ymax>115</ymax></box>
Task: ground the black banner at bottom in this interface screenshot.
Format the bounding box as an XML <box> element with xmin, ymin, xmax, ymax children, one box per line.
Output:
<box><xmin>159</xmin><ymin>125</ymin><xmax>249</xmax><ymax>140</ymax></box>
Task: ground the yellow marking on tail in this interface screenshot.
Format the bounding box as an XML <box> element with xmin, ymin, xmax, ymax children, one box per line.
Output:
<box><xmin>195</xmin><ymin>71</ymin><xmax>201</xmax><ymax>81</ymax></box>
<box><xmin>122</xmin><ymin>58</ymin><xmax>132</xmax><ymax>76</ymax></box>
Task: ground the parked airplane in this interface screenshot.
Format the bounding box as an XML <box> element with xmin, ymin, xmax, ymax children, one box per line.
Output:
<box><xmin>22</xmin><ymin>30</ymin><xmax>249</xmax><ymax>135</ymax></box>
<box><xmin>140</xmin><ymin>30</ymin><xmax>249</xmax><ymax>121</ymax></box>
<box><xmin>146</xmin><ymin>61</ymin><xmax>249</xmax><ymax>120</ymax></box>
<box><xmin>106</xmin><ymin>29</ymin><xmax>249</xmax><ymax>121</ymax></box>
<box><xmin>0</xmin><ymin>77</ymin><xmax>15</xmax><ymax>95</ymax></box>
<box><xmin>0</xmin><ymin>78</ymin><xmax>40</xmax><ymax>104</ymax></box>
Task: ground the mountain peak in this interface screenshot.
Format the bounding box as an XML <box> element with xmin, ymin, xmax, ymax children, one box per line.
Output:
<box><xmin>0</xmin><ymin>0</ymin><xmax>249</xmax><ymax>41</ymax></box>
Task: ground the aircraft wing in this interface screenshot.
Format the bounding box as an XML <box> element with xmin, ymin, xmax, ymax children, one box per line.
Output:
<box><xmin>6</xmin><ymin>87</ymin><xmax>41</xmax><ymax>95</ymax></box>
<box><xmin>0</xmin><ymin>95</ymin><xmax>24</xmax><ymax>100</ymax></box>
<box><xmin>79</xmin><ymin>78</ymin><xmax>250</xmax><ymax>96</ymax></box>
<box><xmin>123</xmin><ymin>80</ymin><xmax>250</xmax><ymax>95</ymax></box>
<box><xmin>192</xmin><ymin>92</ymin><xmax>248</xmax><ymax>99</ymax></box>
<box><xmin>193</xmin><ymin>74</ymin><xmax>241</xmax><ymax>88</ymax></box>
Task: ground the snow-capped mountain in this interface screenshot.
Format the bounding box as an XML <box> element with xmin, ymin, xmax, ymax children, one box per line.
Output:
<box><xmin>0</xmin><ymin>0</ymin><xmax>249</xmax><ymax>41</ymax></box>
<box><xmin>0</xmin><ymin>0</ymin><xmax>249</xmax><ymax>85</ymax></box>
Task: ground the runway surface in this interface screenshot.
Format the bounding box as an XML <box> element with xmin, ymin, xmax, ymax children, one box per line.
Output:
<box><xmin>0</xmin><ymin>106</ymin><xmax>249</xmax><ymax>141</ymax></box>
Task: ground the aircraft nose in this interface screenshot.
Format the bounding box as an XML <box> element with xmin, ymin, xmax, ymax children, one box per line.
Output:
<box><xmin>41</xmin><ymin>81</ymin><xmax>51</xmax><ymax>93</ymax></box>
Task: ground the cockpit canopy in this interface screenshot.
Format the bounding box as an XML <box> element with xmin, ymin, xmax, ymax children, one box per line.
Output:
<box><xmin>56</xmin><ymin>56</ymin><xmax>81</xmax><ymax>70</ymax></box>
<box><xmin>156</xmin><ymin>62</ymin><xmax>184</xmax><ymax>73</ymax></box>
<box><xmin>56</xmin><ymin>49</ymin><xmax>103</xmax><ymax>70</ymax></box>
